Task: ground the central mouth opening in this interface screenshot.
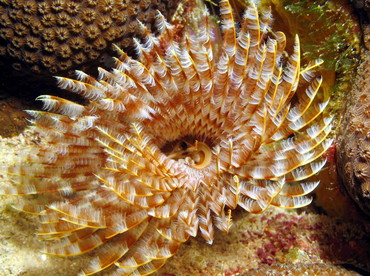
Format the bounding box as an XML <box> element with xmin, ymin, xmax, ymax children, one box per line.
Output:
<box><xmin>161</xmin><ymin>137</ymin><xmax>213</xmax><ymax>169</ymax></box>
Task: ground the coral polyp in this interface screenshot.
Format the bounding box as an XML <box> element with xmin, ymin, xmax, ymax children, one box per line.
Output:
<box><xmin>0</xmin><ymin>0</ymin><xmax>332</xmax><ymax>275</ymax></box>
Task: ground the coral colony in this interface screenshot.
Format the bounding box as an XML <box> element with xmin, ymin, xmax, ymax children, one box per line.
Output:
<box><xmin>0</xmin><ymin>0</ymin><xmax>179</xmax><ymax>75</ymax></box>
<box><xmin>1</xmin><ymin>0</ymin><xmax>332</xmax><ymax>275</ymax></box>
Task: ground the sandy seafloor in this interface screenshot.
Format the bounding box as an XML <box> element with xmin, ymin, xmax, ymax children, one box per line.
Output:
<box><xmin>0</xmin><ymin>129</ymin><xmax>368</xmax><ymax>276</ymax></box>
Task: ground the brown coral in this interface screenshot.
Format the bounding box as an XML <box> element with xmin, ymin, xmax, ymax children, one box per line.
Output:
<box><xmin>0</xmin><ymin>0</ymin><xmax>180</xmax><ymax>76</ymax></box>
<box><xmin>0</xmin><ymin>0</ymin><xmax>332</xmax><ymax>275</ymax></box>
<box><xmin>336</xmin><ymin>50</ymin><xmax>370</xmax><ymax>217</ymax></box>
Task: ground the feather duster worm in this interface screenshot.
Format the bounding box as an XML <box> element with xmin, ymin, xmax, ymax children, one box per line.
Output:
<box><xmin>1</xmin><ymin>0</ymin><xmax>332</xmax><ymax>275</ymax></box>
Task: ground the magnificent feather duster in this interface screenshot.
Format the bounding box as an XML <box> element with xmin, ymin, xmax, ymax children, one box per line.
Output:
<box><xmin>1</xmin><ymin>0</ymin><xmax>332</xmax><ymax>275</ymax></box>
